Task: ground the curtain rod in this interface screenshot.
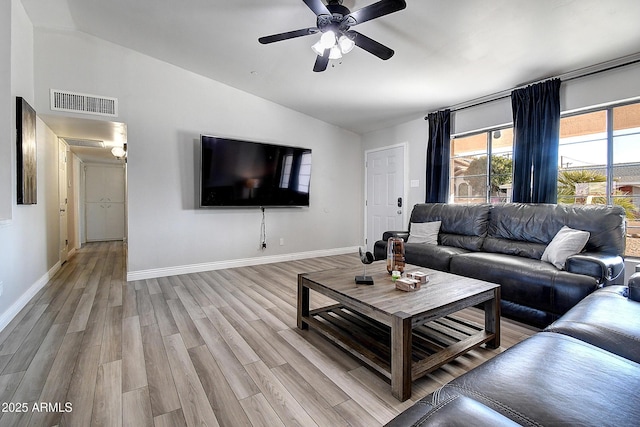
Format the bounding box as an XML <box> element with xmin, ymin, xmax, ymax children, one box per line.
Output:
<box><xmin>424</xmin><ymin>52</ymin><xmax>640</xmax><ymax>119</ymax></box>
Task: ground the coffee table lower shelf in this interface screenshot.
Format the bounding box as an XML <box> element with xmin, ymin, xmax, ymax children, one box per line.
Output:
<box><xmin>304</xmin><ymin>304</ymin><xmax>492</xmax><ymax>383</ymax></box>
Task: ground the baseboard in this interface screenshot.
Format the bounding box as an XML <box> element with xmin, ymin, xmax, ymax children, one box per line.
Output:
<box><xmin>0</xmin><ymin>261</ymin><xmax>61</xmax><ymax>333</ymax></box>
<box><xmin>127</xmin><ymin>246</ymin><xmax>360</xmax><ymax>281</ymax></box>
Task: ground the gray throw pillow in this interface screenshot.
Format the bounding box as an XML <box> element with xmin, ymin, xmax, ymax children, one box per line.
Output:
<box><xmin>408</xmin><ymin>221</ymin><xmax>441</xmax><ymax>245</ymax></box>
<box><xmin>541</xmin><ymin>226</ymin><xmax>590</xmax><ymax>270</ymax></box>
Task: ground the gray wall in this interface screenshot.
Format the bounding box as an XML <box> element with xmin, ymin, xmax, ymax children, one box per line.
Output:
<box><xmin>3</xmin><ymin>0</ymin><xmax>639</xmax><ymax>331</ymax></box>
<box><xmin>33</xmin><ymin>28</ymin><xmax>364</xmax><ymax>279</ymax></box>
<box><xmin>0</xmin><ymin>0</ymin><xmax>61</xmax><ymax>330</ymax></box>
<box><xmin>453</xmin><ymin>61</ymin><xmax>640</xmax><ymax>136</ymax></box>
<box><xmin>0</xmin><ymin>0</ymin><xmax>11</xmax><ymax>221</ymax></box>
<box><xmin>364</xmin><ymin>61</ymin><xmax>640</xmax><ymax>207</ymax></box>
<box><xmin>362</xmin><ymin>117</ymin><xmax>429</xmax><ymax>215</ymax></box>
<box><xmin>362</xmin><ymin>61</ymin><xmax>640</xmax><ymax>271</ymax></box>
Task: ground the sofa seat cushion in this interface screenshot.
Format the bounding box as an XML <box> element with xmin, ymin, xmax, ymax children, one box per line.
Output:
<box><xmin>412</xmin><ymin>332</ymin><xmax>640</xmax><ymax>426</ymax></box>
<box><xmin>404</xmin><ymin>243</ymin><xmax>469</xmax><ymax>272</ymax></box>
<box><xmin>545</xmin><ymin>286</ymin><xmax>640</xmax><ymax>363</ymax></box>
<box><xmin>450</xmin><ymin>252</ymin><xmax>598</xmax><ymax>315</ymax></box>
<box><xmin>481</xmin><ymin>236</ymin><xmax>547</xmax><ymax>259</ymax></box>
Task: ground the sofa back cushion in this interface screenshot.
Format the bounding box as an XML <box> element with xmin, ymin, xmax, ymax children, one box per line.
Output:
<box><xmin>483</xmin><ymin>203</ymin><xmax>626</xmax><ymax>258</ymax></box>
<box><xmin>409</xmin><ymin>203</ymin><xmax>490</xmax><ymax>251</ymax></box>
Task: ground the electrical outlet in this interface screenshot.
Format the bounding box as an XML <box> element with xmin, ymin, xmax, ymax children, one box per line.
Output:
<box><xmin>280</xmin><ymin>238</ymin><xmax>285</xmax><ymax>246</ymax></box>
<box><xmin>0</xmin><ymin>282</ymin><xmax>3</xmax><ymax>297</ymax></box>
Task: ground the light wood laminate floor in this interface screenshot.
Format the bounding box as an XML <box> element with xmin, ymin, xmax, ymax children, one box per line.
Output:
<box><xmin>0</xmin><ymin>242</ymin><xmax>536</xmax><ymax>426</ymax></box>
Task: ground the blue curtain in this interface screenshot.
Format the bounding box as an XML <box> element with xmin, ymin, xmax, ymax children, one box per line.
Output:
<box><xmin>511</xmin><ymin>79</ymin><xmax>561</xmax><ymax>203</ymax></box>
<box><xmin>425</xmin><ymin>109</ymin><xmax>451</xmax><ymax>203</ymax></box>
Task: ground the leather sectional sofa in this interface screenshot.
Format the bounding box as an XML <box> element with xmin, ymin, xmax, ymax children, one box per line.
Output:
<box><xmin>385</xmin><ymin>273</ymin><xmax>640</xmax><ymax>426</ymax></box>
<box><xmin>373</xmin><ymin>203</ymin><xmax>626</xmax><ymax>327</ymax></box>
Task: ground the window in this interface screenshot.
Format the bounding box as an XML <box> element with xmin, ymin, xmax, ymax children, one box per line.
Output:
<box><xmin>297</xmin><ymin>152</ymin><xmax>312</xmax><ymax>193</ymax></box>
<box><xmin>280</xmin><ymin>152</ymin><xmax>311</xmax><ymax>194</ymax></box>
<box><xmin>558</xmin><ymin>101</ymin><xmax>640</xmax><ymax>258</ymax></box>
<box><xmin>280</xmin><ymin>155</ymin><xmax>293</xmax><ymax>189</ymax></box>
<box><xmin>448</xmin><ymin>102</ymin><xmax>639</xmax><ymax>257</ymax></box>
<box><xmin>450</xmin><ymin>127</ymin><xmax>513</xmax><ymax>204</ymax></box>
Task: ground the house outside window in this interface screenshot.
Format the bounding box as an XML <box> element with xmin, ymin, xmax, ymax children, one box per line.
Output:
<box><xmin>449</xmin><ymin>127</ymin><xmax>513</xmax><ymax>204</ymax></box>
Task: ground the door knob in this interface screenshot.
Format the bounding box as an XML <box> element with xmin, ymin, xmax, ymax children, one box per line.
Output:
<box><xmin>397</xmin><ymin>210</ymin><xmax>402</xmax><ymax>215</ymax></box>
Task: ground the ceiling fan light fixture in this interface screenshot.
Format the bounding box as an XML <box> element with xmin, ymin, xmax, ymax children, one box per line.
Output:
<box><xmin>111</xmin><ymin>146</ymin><xmax>126</xmax><ymax>159</ymax></box>
<box><xmin>320</xmin><ymin>30</ymin><xmax>337</xmax><ymax>49</ymax></box>
<box><xmin>259</xmin><ymin>0</ymin><xmax>407</xmax><ymax>72</ymax></box>
<box><xmin>328</xmin><ymin>45</ymin><xmax>343</xmax><ymax>60</ymax></box>
<box><xmin>338</xmin><ymin>35</ymin><xmax>355</xmax><ymax>54</ymax></box>
<box><xmin>311</xmin><ymin>41</ymin><xmax>325</xmax><ymax>56</ymax></box>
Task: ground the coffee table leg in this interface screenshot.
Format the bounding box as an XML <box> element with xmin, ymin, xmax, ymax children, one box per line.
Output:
<box><xmin>484</xmin><ymin>287</ymin><xmax>501</xmax><ymax>349</ymax></box>
<box><xmin>391</xmin><ymin>311</ymin><xmax>412</xmax><ymax>401</ymax></box>
<box><xmin>297</xmin><ymin>274</ymin><xmax>309</xmax><ymax>330</ymax></box>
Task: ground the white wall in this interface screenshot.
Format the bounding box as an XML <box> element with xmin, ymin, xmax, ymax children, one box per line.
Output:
<box><xmin>0</xmin><ymin>0</ymin><xmax>11</xmax><ymax>222</ymax></box>
<box><xmin>33</xmin><ymin>29</ymin><xmax>364</xmax><ymax>279</ymax></box>
<box><xmin>361</xmin><ymin>117</ymin><xmax>429</xmax><ymax>213</ymax></box>
<box><xmin>362</xmin><ymin>61</ymin><xmax>640</xmax><ymax>276</ymax></box>
<box><xmin>6</xmin><ymin>0</ymin><xmax>636</xmax><ymax>331</ymax></box>
<box><xmin>0</xmin><ymin>0</ymin><xmax>62</xmax><ymax>331</ymax></box>
<box><xmin>452</xmin><ymin>61</ymin><xmax>640</xmax><ymax>136</ymax></box>
<box><xmin>364</xmin><ymin>60</ymin><xmax>640</xmax><ymax>205</ymax></box>
<box><xmin>69</xmin><ymin>152</ymin><xmax>82</xmax><ymax>252</ymax></box>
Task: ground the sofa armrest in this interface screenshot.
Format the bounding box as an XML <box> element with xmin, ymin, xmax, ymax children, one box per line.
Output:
<box><xmin>373</xmin><ymin>231</ymin><xmax>410</xmax><ymax>261</ymax></box>
<box><xmin>385</xmin><ymin>395</ymin><xmax>521</xmax><ymax>427</ymax></box>
<box><xmin>565</xmin><ymin>253</ymin><xmax>625</xmax><ymax>285</ymax></box>
<box><xmin>382</xmin><ymin>231</ymin><xmax>410</xmax><ymax>241</ymax></box>
<box><xmin>629</xmin><ymin>272</ymin><xmax>640</xmax><ymax>302</ymax></box>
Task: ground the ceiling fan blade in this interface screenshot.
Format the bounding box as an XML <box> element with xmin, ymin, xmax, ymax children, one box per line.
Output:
<box><xmin>347</xmin><ymin>0</ymin><xmax>406</xmax><ymax>26</ymax></box>
<box><xmin>313</xmin><ymin>50</ymin><xmax>330</xmax><ymax>72</ymax></box>
<box><xmin>259</xmin><ymin>28</ymin><xmax>318</xmax><ymax>44</ymax></box>
<box><xmin>303</xmin><ymin>0</ymin><xmax>330</xmax><ymax>16</ymax></box>
<box><xmin>351</xmin><ymin>31</ymin><xmax>394</xmax><ymax>60</ymax></box>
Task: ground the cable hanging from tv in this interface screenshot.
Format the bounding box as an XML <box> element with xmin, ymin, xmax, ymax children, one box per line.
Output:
<box><xmin>260</xmin><ymin>207</ymin><xmax>267</xmax><ymax>250</ymax></box>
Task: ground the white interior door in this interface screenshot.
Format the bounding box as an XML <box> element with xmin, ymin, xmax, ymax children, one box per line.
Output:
<box><xmin>58</xmin><ymin>140</ymin><xmax>69</xmax><ymax>263</ymax></box>
<box><xmin>365</xmin><ymin>145</ymin><xmax>406</xmax><ymax>251</ymax></box>
<box><xmin>85</xmin><ymin>164</ymin><xmax>125</xmax><ymax>242</ymax></box>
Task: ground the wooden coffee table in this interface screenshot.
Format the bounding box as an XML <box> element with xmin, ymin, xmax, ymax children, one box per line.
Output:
<box><xmin>297</xmin><ymin>262</ymin><xmax>500</xmax><ymax>401</ymax></box>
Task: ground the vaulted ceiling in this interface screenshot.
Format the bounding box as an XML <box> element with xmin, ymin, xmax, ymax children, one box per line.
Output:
<box><xmin>21</xmin><ymin>0</ymin><xmax>640</xmax><ymax>135</ymax></box>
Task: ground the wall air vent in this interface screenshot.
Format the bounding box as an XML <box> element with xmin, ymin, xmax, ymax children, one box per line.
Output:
<box><xmin>50</xmin><ymin>89</ymin><xmax>118</xmax><ymax>117</ymax></box>
<box><xmin>61</xmin><ymin>138</ymin><xmax>105</xmax><ymax>148</ymax></box>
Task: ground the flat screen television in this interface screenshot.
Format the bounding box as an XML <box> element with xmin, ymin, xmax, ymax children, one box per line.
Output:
<box><xmin>200</xmin><ymin>135</ymin><xmax>312</xmax><ymax>208</ymax></box>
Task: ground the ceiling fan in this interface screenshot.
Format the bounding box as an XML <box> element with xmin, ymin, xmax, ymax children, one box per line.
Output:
<box><xmin>258</xmin><ymin>0</ymin><xmax>407</xmax><ymax>72</ymax></box>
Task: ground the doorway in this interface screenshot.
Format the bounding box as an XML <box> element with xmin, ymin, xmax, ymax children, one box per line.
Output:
<box><xmin>365</xmin><ymin>144</ymin><xmax>407</xmax><ymax>251</ymax></box>
<box><xmin>45</xmin><ymin>115</ymin><xmax>127</xmax><ymax>260</ymax></box>
<box><xmin>84</xmin><ymin>163</ymin><xmax>126</xmax><ymax>242</ymax></box>
<box><xmin>58</xmin><ymin>139</ymin><xmax>69</xmax><ymax>263</ymax></box>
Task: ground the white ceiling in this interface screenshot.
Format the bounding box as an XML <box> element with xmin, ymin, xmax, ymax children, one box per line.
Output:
<box><xmin>40</xmin><ymin>114</ymin><xmax>127</xmax><ymax>164</ymax></box>
<box><xmin>22</xmin><ymin>0</ymin><xmax>640</xmax><ymax>139</ymax></box>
